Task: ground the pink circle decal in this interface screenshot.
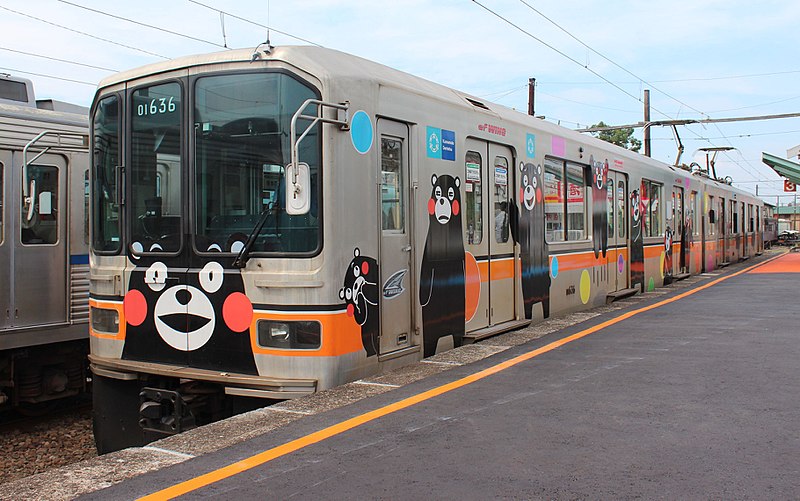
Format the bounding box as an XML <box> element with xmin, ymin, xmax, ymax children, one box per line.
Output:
<box><xmin>617</xmin><ymin>254</ymin><xmax>625</xmax><ymax>273</ymax></box>
<box><xmin>124</xmin><ymin>289</ymin><xmax>147</xmax><ymax>327</ymax></box>
<box><xmin>223</xmin><ymin>292</ymin><xmax>253</xmax><ymax>333</ymax></box>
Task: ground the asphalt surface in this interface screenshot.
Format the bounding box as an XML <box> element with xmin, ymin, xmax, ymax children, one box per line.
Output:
<box><xmin>82</xmin><ymin>254</ymin><xmax>800</xmax><ymax>500</ymax></box>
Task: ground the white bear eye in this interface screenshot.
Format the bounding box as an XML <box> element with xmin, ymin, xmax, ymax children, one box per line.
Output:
<box><xmin>435</xmin><ymin>186</ymin><xmax>442</xmax><ymax>198</ymax></box>
<box><xmin>448</xmin><ymin>187</ymin><xmax>455</xmax><ymax>200</ymax></box>
<box><xmin>145</xmin><ymin>262</ymin><xmax>168</xmax><ymax>292</ymax></box>
<box><xmin>523</xmin><ymin>175</ymin><xmax>529</xmax><ymax>187</ymax></box>
<box><xmin>345</xmin><ymin>288</ymin><xmax>352</xmax><ymax>300</ymax></box>
<box><xmin>131</xmin><ymin>241</ymin><xmax>144</xmax><ymax>258</ymax></box>
<box><xmin>353</xmin><ymin>265</ymin><xmax>361</xmax><ymax>277</ymax></box>
<box><xmin>149</xmin><ymin>243</ymin><xmax>163</xmax><ymax>252</ymax></box>
<box><xmin>200</xmin><ymin>261</ymin><xmax>224</xmax><ymax>294</ymax></box>
<box><xmin>207</xmin><ymin>243</ymin><xmax>222</xmax><ymax>252</ymax></box>
<box><xmin>532</xmin><ymin>176</ymin><xmax>538</xmax><ymax>188</ymax></box>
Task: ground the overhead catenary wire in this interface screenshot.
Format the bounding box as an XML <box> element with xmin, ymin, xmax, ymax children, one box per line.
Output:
<box><xmin>0</xmin><ymin>4</ymin><xmax>168</xmax><ymax>59</ymax></box>
<box><xmin>57</xmin><ymin>0</ymin><xmax>228</xmax><ymax>50</ymax></box>
<box><xmin>187</xmin><ymin>0</ymin><xmax>323</xmax><ymax>47</ymax></box>
<box><xmin>0</xmin><ymin>46</ymin><xmax>118</xmax><ymax>72</ymax></box>
<box><xmin>0</xmin><ymin>66</ymin><xmax>96</xmax><ymax>86</ymax></box>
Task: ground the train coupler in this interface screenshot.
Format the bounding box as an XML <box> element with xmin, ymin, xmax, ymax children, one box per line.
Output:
<box><xmin>139</xmin><ymin>387</ymin><xmax>196</xmax><ymax>436</ymax></box>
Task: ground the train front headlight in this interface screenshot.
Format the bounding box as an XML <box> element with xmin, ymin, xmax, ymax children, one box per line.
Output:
<box><xmin>257</xmin><ymin>320</ymin><xmax>321</xmax><ymax>350</ymax></box>
<box><xmin>91</xmin><ymin>307</ymin><xmax>120</xmax><ymax>334</ymax></box>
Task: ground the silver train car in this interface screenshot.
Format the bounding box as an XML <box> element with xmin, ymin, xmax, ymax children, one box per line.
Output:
<box><xmin>88</xmin><ymin>46</ymin><xmax>764</xmax><ymax>452</ymax></box>
<box><xmin>0</xmin><ymin>74</ymin><xmax>90</xmax><ymax>411</ymax></box>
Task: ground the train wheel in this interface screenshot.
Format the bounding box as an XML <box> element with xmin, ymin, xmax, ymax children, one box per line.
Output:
<box><xmin>92</xmin><ymin>374</ymin><xmax>147</xmax><ymax>454</ymax></box>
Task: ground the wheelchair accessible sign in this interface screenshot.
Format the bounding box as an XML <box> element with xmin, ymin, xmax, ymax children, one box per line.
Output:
<box><xmin>427</xmin><ymin>126</ymin><xmax>456</xmax><ymax>161</ymax></box>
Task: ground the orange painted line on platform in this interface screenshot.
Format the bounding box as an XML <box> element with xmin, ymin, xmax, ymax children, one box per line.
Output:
<box><xmin>137</xmin><ymin>252</ymin><xmax>785</xmax><ymax>501</ymax></box>
<box><xmin>748</xmin><ymin>252</ymin><xmax>800</xmax><ymax>274</ymax></box>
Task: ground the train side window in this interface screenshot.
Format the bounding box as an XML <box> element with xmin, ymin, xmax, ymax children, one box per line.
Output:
<box><xmin>565</xmin><ymin>162</ymin><xmax>586</xmax><ymax>240</ymax></box>
<box><xmin>465</xmin><ymin>151</ymin><xmax>482</xmax><ymax>245</ymax></box>
<box><xmin>708</xmin><ymin>195</ymin><xmax>715</xmax><ymax>236</ymax></box>
<box><xmin>21</xmin><ymin>165</ymin><xmax>58</xmax><ymax>245</ymax></box>
<box><xmin>690</xmin><ymin>191</ymin><xmax>698</xmax><ymax>236</ymax></box>
<box><xmin>641</xmin><ymin>179</ymin><xmax>662</xmax><ymax>237</ymax></box>
<box><xmin>544</xmin><ymin>158</ymin><xmax>564</xmax><ymax>242</ymax></box>
<box><xmin>617</xmin><ymin>179</ymin><xmax>626</xmax><ymax>239</ymax></box>
<box><xmin>381</xmin><ymin>137</ymin><xmax>404</xmax><ymax>232</ymax></box>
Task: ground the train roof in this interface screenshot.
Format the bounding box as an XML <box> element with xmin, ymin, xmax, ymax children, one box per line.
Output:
<box><xmin>97</xmin><ymin>45</ymin><xmax>761</xmax><ymax>203</ymax></box>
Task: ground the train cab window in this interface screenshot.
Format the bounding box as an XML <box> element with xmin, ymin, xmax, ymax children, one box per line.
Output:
<box><xmin>21</xmin><ymin>165</ymin><xmax>58</xmax><ymax>245</ymax></box>
<box><xmin>91</xmin><ymin>94</ymin><xmax>121</xmax><ymax>253</ymax></box>
<box><xmin>465</xmin><ymin>151</ymin><xmax>482</xmax><ymax>245</ymax></box>
<box><xmin>130</xmin><ymin>82</ymin><xmax>183</xmax><ymax>254</ymax></box>
<box><xmin>640</xmin><ymin>179</ymin><xmax>662</xmax><ymax>237</ymax></box>
<box><xmin>494</xmin><ymin>156</ymin><xmax>509</xmax><ymax>243</ymax></box>
<box><xmin>381</xmin><ymin>138</ymin><xmax>404</xmax><ymax>232</ymax></box>
<box><xmin>193</xmin><ymin>72</ymin><xmax>321</xmax><ymax>255</ymax></box>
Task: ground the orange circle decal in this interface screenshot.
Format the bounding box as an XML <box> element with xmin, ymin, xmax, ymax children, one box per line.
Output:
<box><xmin>465</xmin><ymin>251</ymin><xmax>481</xmax><ymax>322</ymax></box>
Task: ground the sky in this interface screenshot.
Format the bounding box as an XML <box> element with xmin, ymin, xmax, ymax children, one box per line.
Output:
<box><xmin>2</xmin><ymin>0</ymin><xmax>798</xmax><ymax>204</ymax></box>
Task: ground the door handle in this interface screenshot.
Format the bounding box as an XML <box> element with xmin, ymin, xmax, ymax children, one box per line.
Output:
<box><xmin>401</xmin><ymin>245</ymin><xmax>411</xmax><ymax>252</ymax></box>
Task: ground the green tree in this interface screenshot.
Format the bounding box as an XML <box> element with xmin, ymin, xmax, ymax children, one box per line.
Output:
<box><xmin>590</xmin><ymin>121</ymin><xmax>642</xmax><ymax>153</ymax></box>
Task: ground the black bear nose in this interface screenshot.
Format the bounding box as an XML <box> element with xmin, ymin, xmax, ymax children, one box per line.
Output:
<box><xmin>176</xmin><ymin>289</ymin><xmax>192</xmax><ymax>306</ymax></box>
<box><xmin>438</xmin><ymin>198</ymin><xmax>445</xmax><ymax>205</ymax></box>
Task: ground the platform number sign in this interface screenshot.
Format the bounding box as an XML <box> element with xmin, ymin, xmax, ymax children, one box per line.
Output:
<box><xmin>784</xmin><ymin>179</ymin><xmax>796</xmax><ymax>192</ymax></box>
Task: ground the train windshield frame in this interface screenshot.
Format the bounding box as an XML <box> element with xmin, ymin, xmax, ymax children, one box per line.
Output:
<box><xmin>90</xmin><ymin>70</ymin><xmax>322</xmax><ymax>257</ymax></box>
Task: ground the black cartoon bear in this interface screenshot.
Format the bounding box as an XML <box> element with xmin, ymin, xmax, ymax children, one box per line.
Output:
<box><xmin>419</xmin><ymin>174</ymin><xmax>465</xmax><ymax>357</ymax></box>
<box><xmin>122</xmin><ymin>240</ymin><xmax>257</xmax><ymax>375</ymax></box>
<box><xmin>663</xmin><ymin>226</ymin><xmax>674</xmax><ymax>285</ymax></box>
<box><xmin>591</xmin><ymin>156</ymin><xmax>609</xmax><ymax>259</ymax></box>
<box><xmin>515</xmin><ymin>162</ymin><xmax>550</xmax><ymax>320</ymax></box>
<box><xmin>630</xmin><ymin>188</ymin><xmax>645</xmax><ymax>293</ymax></box>
<box><xmin>339</xmin><ymin>248</ymin><xmax>380</xmax><ymax>357</ymax></box>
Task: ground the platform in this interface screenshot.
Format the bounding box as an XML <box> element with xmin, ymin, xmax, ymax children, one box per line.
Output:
<box><xmin>4</xmin><ymin>250</ymin><xmax>799</xmax><ymax>500</ymax></box>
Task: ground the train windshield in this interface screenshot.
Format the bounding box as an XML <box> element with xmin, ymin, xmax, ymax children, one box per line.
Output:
<box><xmin>194</xmin><ymin>72</ymin><xmax>320</xmax><ymax>255</ymax></box>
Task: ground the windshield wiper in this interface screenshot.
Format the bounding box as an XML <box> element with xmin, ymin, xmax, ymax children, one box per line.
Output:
<box><xmin>232</xmin><ymin>205</ymin><xmax>275</xmax><ymax>269</ymax></box>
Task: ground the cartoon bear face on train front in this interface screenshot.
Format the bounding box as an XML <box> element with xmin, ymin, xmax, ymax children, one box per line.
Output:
<box><xmin>122</xmin><ymin>243</ymin><xmax>257</xmax><ymax>375</ymax></box>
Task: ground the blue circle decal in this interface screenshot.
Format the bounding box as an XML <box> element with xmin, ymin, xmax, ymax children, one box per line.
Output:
<box><xmin>350</xmin><ymin>110</ymin><xmax>373</xmax><ymax>154</ymax></box>
<box><xmin>551</xmin><ymin>256</ymin><xmax>559</xmax><ymax>278</ymax></box>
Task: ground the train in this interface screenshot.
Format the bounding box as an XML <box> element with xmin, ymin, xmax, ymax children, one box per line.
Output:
<box><xmin>0</xmin><ymin>74</ymin><xmax>90</xmax><ymax>412</ymax></box>
<box><xmin>87</xmin><ymin>46</ymin><xmax>764</xmax><ymax>453</ymax></box>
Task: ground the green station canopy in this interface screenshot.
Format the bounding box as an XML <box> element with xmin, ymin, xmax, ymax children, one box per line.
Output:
<box><xmin>762</xmin><ymin>152</ymin><xmax>800</xmax><ymax>185</ymax></box>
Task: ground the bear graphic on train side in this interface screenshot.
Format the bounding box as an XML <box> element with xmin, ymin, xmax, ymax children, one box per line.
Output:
<box><xmin>515</xmin><ymin>162</ymin><xmax>550</xmax><ymax>320</ymax></box>
<box><xmin>339</xmin><ymin>248</ymin><xmax>380</xmax><ymax>357</ymax></box>
<box><xmin>591</xmin><ymin>156</ymin><xmax>609</xmax><ymax>259</ymax></box>
<box><xmin>419</xmin><ymin>174</ymin><xmax>465</xmax><ymax>357</ymax></box>
<box><xmin>630</xmin><ymin>188</ymin><xmax>645</xmax><ymax>293</ymax></box>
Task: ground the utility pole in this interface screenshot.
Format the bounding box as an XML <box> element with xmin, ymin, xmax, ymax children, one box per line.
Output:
<box><xmin>528</xmin><ymin>78</ymin><xmax>535</xmax><ymax>117</ymax></box>
<box><xmin>643</xmin><ymin>89</ymin><xmax>651</xmax><ymax>157</ymax></box>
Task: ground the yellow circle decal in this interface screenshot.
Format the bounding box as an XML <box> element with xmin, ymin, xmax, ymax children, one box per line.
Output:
<box><xmin>580</xmin><ymin>269</ymin><xmax>591</xmax><ymax>304</ymax></box>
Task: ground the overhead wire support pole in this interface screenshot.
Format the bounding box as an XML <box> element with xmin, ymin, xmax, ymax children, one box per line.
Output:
<box><xmin>528</xmin><ymin>78</ymin><xmax>535</xmax><ymax>116</ymax></box>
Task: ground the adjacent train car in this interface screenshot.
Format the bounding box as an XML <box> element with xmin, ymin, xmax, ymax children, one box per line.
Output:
<box><xmin>0</xmin><ymin>74</ymin><xmax>90</xmax><ymax>411</ymax></box>
<box><xmin>88</xmin><ymin>46</ymin><xmax>764</xmax><ymax>452</ymax></box>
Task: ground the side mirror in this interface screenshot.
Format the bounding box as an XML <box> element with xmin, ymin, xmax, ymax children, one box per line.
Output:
<box><xmin>285</xmin><ymin>162</ymin><xmax>311</xmax><ymax>215</ymax></box>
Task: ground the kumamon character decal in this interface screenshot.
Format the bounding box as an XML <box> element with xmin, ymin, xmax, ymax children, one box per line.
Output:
<box><xmin>339</xmin><ymin>248</ymin><xmax>380</xmax><ymax>357</ymax></box>
<box><xmin>591</xmin><ymin>156</ymin><xmax>609</xmax><ymax>259</ymax></box>
<box><xmin>663</xmin><ymin>226</ymin><xmax>674</xmax><ymax>285</ymax></box>
<box><xmin>420</xmin><ymin>174</ymin><xmax>465</xmax><ymax>357</ymax></box>
<box><xmin>630</xmin><ymin>188</ymin><xmax>645</xmax><ymax>293</ymax></box>
<box><xmin>515</xmin><ymin>162</ymin><xmax>550</xmax><ymax>319</ymax></box>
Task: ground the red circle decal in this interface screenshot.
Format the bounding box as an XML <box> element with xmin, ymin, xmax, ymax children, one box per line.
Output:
<box><xmin>124</xmin><ymin>289</ymin><xmax>147</xmax><ymax>327</ymax></box>
<box><xmin>347</xmin><ymin>303</ymin><xmax>354</xmax><ymax>317</ymax></box>
<box><xmin>452</xmin><ymin>199</ymin><xmax>460</xmax><ymax>216</ymax></box>
<box><xmin>361</xmin><ymin>261</ymin><xmax>369</xmax><ymax>275</ymax></box>
<box><xmin>223</xmin><ymin>292</ymin><xmax>253</xmax><ymax>333</ymax></box>
<box><xmin>428</xmin><ymin>198</ymin><xmax>435</xmax><ymax>215</ymax></box>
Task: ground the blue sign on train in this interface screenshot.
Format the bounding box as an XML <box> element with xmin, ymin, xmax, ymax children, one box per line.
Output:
<box><xmin>427</xmin><ymin>126</ymin><xmax>456</xmax><ymax>161</ymax></box>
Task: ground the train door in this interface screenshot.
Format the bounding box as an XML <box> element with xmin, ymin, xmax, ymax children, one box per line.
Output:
<box><xmin>377</xmin><ymin>120</ymin><xmax>413</xmax><ymax>355</ymax></box>
<box><xmin>606</xmin><ymin>171</ymin><xmax>628</xmax><ymax>292</ymax></box>
<box><xmin>0</xmin><ymin>150</ymin><xmax>8</xmax><ymax>330</ymax></box>
<box><xmin>13</xmin><ymin>152</ymin><xmax>68</xmax><ymax>327</ymax></box>
<box><xmin>672</xmin><ymin>186</ymin><xmax>684</xmax><ymax>275</ymax></box>
<box><xmin>719</xmin><ymin>198</ymin><xmax>726</xmax><ymax>264</ymax></box>
<box><xmin>463</xmin><ymin>139</ymin><xmax>515</xmax><ymax>333</ymax></box>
